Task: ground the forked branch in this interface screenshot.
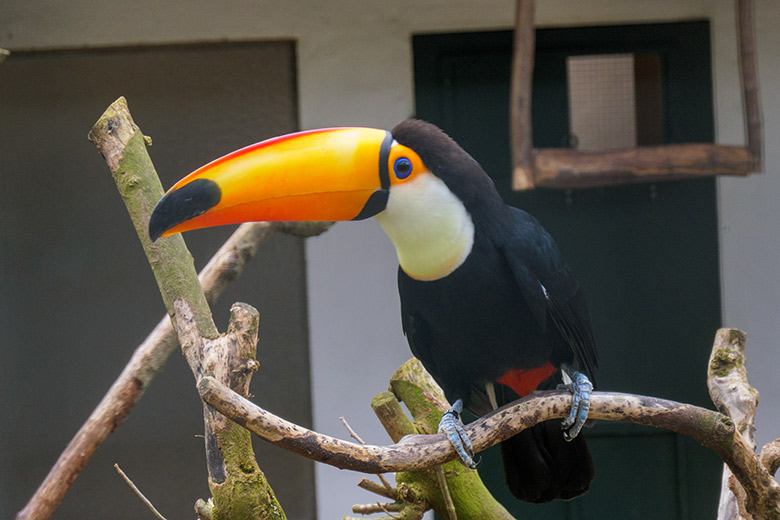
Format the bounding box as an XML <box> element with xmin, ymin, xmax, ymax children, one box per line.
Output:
<box><xmin>199</xmin><ymin>352</ymin><xmax>780</xmax><ymax>519</ymax></box>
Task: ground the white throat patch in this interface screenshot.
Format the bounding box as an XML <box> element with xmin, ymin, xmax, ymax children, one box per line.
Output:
<box><xmin>375</xmin><ymin>172</ymin><xmax>475</xmax><ymax>281</ymax></box>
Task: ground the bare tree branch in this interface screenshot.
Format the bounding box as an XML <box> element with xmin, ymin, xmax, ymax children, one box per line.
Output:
<box><xmin>761</xmin><ymin>439</ymin><xmax>780</xmax><ymax>478</ymax></box>
<box><xmin>340</xmin><ymin>416</ymin><xmax>367</xmax><ymax>444</ymax></box>
<box><xmin>197</xmin><ymin>377</ymin><xmax>697</xmax><ymax>471</ymax></box>
<box><xmin>352</xmin><ymin>502</ymin><xmax>403</xmax><ymax>514</ymax></box>
<box><xmin>709</xmin><ymin>330</ymin><xmax>758</xmax><ymax>445</ymax></box>
<box><xmin>434</xmin><ymin>465</ymin><xmax>457</xmax><ymax>520</ymax></box>
<box><xmin>16</xmin><ymin>96</ymin><xmax>331</xmax><ymax>520</ymax></box>
<box><xmin>16</xmin><ymin>224</ymin><xmax>271</xmax><ymax>520</ymax></box>
<box><xmin>114</xmin><ymin>464</ymin><xmax>168</xmax><ymax>520</ymax></box>
<box><xmin>357</xmin><ymin>478</ymin><xmax>398</xmax><ymax>501</ymax></box>
<box><xmin>19</xmin><ymin>94</ymin><xmax>778</xmax><ymax>520</ymax></box>
<box><xmin>385</xmin><ymin>359</ymin><xmax>512</xmax><ymax>519</ymax></box>
<box><xmin>84</xmin><ymin>97</ymin><xmax>288</xmax><ymax>518</ymax></box>
<box><xmin>172</xmin><ymin>298</ymin><xmax>286</xmax><ymax>518</ymax></box>
<box><xmin>340</xmin><ymin>415</ymin><xmax>395</xmax><ymax>491</ymax></box>
<box><xmin>709</xmin><ymin>329</ymin><xmax>760</xmax><ymax>519</ymax></box>
<box><xmin>198</xmin><ymin>370</ymin><xmax>780</xmax><ymax>517</ymax></box>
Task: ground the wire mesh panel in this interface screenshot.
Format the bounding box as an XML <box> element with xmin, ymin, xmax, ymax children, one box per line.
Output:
<box><xmin>567</xmin><ymin>54</ymin><xmax>637</xmax><ymax>151</ymax></box>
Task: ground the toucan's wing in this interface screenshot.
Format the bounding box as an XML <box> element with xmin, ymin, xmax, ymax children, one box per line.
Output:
<box><xmin>500</xmin><ymin>207</ymin><xmax>598</xmax><ymax>384</ymax></box>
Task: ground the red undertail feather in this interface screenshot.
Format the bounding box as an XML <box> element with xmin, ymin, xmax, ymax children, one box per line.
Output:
<box><xmin>497</xmin><ymin>362</ymin><xmax>557</xmax><ymax>397</ymax></box>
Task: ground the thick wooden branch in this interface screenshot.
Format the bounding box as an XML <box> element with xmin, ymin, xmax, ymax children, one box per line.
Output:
<box><xmin>710</xmin><ymin>329</ymin><xmax>757</xmax><ymax>519</ymax></box>
<box><xmin>361</xmin><ymin>362</ymin><xmax>514</xmax><ymax>520</ymax></box>
<box><xmin>198</xmin><ymin>375</ymin><xmax>735</xmax><ymax>470</ymax></box>
<box><xmin>372</xmin><ymin>391</ymin><xmax>418</xmax><ymax>443</ymax></box>
<box><xmin>87</xmin><ymin>97</ymin><xmax>286</xmax><ymax>518</ymax></box>
<box><xmin>88</xmin><ymin>96</ymin><xmax>219</xmax><ymax>340</ymax></box>
<box><xmin>387</xmin><ymin>359</ymin><xmax>514</xmax><ymax>519</ymax></box>
<box><xmin>173</xmin><ymin>299</ymin><xmax>285</xmax><ymax>519</ymax></box>
<box><xmin>709</xmin><ymin>329</ymin><xmax>767</xmax><ymax>520</ymax></box>
<box><xmin>709</xmin><ymin>330</ymin><xmax>758</xmax><ymax>444</ymax></box>
<box><xmin>199</xmin><ymin>365</ymin><xmax>780</xmax><ymax>517</ymax></box>
<box><xmin>710</xmin><ymin>331</ymin><xmax>780</xmax><ymax>520</ymax></box>
<box><xmin>17</xmin><ymin>98</ymin><xmax>332</xmax><ymax>520</ymax></box>
<box><xmin>52</xmin><ymin>96</ymin><xmax>301</xmax><ymax>520</ymax></box>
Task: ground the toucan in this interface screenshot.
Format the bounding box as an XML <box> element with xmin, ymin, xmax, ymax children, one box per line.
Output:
<box><xmin>149</xmin><ymin>119</ymin><xmax>598</xmax><ymax>503</ymax></box>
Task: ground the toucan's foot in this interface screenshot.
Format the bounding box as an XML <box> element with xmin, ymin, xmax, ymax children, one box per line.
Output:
<box><xmin>558</xmin><ymin>370</ymin><xmax>593</xmax><ymax>441</ymax></box>
<box><xmin>439</xmin><ymin>398</ymin><xmax>477</xmax><ymax>468</ymax></box>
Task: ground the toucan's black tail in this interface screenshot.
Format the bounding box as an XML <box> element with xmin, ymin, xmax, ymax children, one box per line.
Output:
<box><xmin>468</xmin><ymin>374</ymin><xmax>596</xmax><ymax>502</ymax></box>
<box><xmin>500</xmin><ymin>419</ymin><xmax>594</xmax><ymax>503</ymax></box>
<box><xmin>491</xmin><ymin>373</ymin><xmax>595</xmax><ymax>503</ymax></box>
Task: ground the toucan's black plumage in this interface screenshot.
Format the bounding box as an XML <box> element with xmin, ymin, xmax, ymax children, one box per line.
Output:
<box><xmin>391</xmin><ymin>120</ymin><xmax>597</xmax><ymax>502</ymax></box>
<box><xmin>148</xmin><ymin>118</ymin><xmax>598</xmax><ymax>503</ymax></box>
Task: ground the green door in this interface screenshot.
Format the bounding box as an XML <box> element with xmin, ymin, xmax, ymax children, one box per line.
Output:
<box><xmin>414</xmin><ymin>21</ymin><xmax>722</xmax><ymax>519</ymax></box>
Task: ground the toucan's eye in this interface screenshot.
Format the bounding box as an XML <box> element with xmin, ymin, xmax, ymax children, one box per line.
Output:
<box><xmin>394</xmin><ymin>157</ymin><xmax>413</xmax><ymax>179</ymax></box>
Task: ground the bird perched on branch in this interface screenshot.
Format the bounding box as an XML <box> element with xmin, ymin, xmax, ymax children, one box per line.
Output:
<box><xmin>150</xmin><ymin>119</ymin><xmax>598</xmax><ymax>503</ymax></box>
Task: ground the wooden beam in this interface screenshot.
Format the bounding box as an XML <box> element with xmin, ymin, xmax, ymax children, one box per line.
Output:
<box><xmin>510</xmin><ymin>0</ymin><xmax>535</xmax><ymax>191</ymax></box>
<box><xmin>533</xmin><ymin>144</ymin><xmax>753</xmax><ymax>189</ymax></box>
<box><xmin>737</xmin><ymin>0</ymin><xmax>763</xmax><ymax>171</ymax></box>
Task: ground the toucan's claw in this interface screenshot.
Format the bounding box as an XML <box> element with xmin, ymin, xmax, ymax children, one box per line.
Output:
<box><xmin>439</xmin><ymin>398</ymin><xmax>477</xmax><ymax>468</ymax></box>
<box><xmin>558</xmin><ymin>370</ymin><xmax>593</xmax><ymax>441</ymax></box>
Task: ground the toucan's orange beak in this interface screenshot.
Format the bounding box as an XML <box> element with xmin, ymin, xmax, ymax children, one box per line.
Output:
<box><xmin>149</xmin><ymin>127</ymin><xmax>392</xmax><ymax>241</ymax></box>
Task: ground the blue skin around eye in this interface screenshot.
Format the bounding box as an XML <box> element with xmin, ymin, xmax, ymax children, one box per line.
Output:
<box><xmin>394</xmin><ymin>158</ymin><xmax>412</xmax><ymax>179</ymax></box>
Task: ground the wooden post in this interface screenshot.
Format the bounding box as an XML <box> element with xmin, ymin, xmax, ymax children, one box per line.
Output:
<box><xmin>737</xmin><ymin>0</ymin><xmax>763</xmax><ymax>171</ymax></box>
<box><xmin>510</xmin><ymin>0</ymin><xmax>536</xmax><ymax>191</ymax></box>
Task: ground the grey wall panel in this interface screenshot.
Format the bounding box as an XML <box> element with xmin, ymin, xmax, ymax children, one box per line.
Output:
<box><xmin>0</xmin><ymin>42</ymin><xmax>315</xmax><ymax>519</ymax></box>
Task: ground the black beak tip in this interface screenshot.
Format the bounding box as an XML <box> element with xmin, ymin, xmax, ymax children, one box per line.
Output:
<box><xmin>148</xmin><ymin>178</ymin><xmax>222</xmax><ymax>242</ymax></box>
<box><xmin>148</xmin><ymin>215</ymin><xmax>165</xmax><ymax>242</ymax></box>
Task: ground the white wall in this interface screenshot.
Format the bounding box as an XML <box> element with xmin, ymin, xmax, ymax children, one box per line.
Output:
<box><xmin>714</xmin><ymin>0</ymin><xmax>780</xmax><ymax>451</ymax></box>
<box><xmin>4</xmin><ymin>1</ymin><xmax>779</xmax><ymax>518</ymax></box>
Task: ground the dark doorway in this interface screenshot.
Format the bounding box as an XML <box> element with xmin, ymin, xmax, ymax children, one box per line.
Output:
<box><xmin>0</xmin><ymin>42</ymin><xmax>315</xmax><ymax>519</ymax></box>
<box><xmin>414</xmin><ymin>21</ymin><xmax>722</xmax><ymax>519</ymax></box>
